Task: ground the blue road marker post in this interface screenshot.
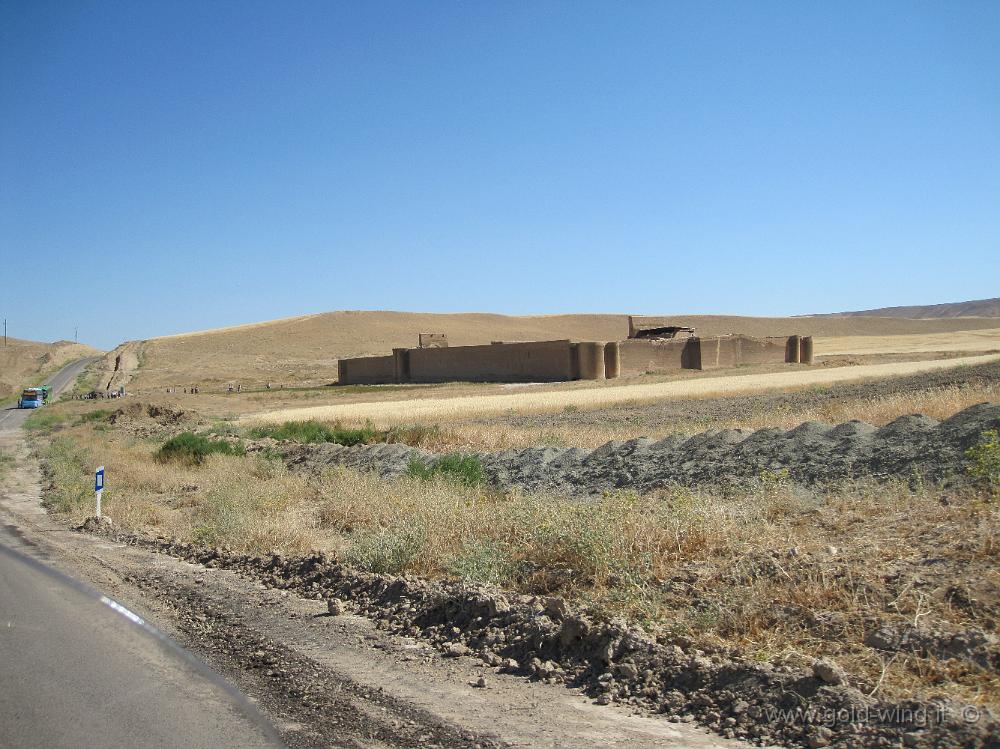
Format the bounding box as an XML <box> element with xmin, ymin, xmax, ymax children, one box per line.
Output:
<box><xmin>95</xmin><ymin>466</ymin><xmax>105</xmax><ymax>518</ymax></box>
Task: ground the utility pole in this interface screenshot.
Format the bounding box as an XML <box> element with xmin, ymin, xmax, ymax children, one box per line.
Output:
<box><xmin>75</xmin><ymin>326</ymin><xmax>78</xmax><ymax>343</ymax></box>
<box><xmin>3</xmin><ymin>318</ymin><xmax>6</xmax><ymax>348</ymax></box>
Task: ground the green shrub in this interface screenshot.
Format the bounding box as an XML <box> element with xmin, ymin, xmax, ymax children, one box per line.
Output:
<box><xmin>407</xmin><ymin>454</ymin><xmax>485</xmax><ymax>487</ymax></box>
<box><xmin>344</xmin><ymin>526</ymin><xmax>426</xmax><ymax>574</ymax></box>
<box><xmin>967</xmin><ymin>429</ymin><xmax>1000</xmax><ymax>489</ymax></box>
<box><xmin>156</xmin><ymin>432</ymin><xmax>245</xmax><ymax>466</ymax></box>
<box><xmin>249</xmin><ymin>420</ymin><xmax>378</xmax><ymax>446</ymax></box>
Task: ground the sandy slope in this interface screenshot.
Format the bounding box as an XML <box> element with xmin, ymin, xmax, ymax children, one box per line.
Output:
<box><xmin>243</xmin><ymin>352</ymin><xmax>1000</xmax><ymax>426</ymax></box>
<box><xmin>107</xmin><ymin>310</ymin><xmax>1000</xmax><ymax>389</ymax></box>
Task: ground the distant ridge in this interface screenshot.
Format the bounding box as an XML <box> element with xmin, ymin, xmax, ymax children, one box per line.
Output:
<box><xmin>827</xmin><ymin>297</ymin><xmax>1000</xmax><ymax>319</ymax></box>
<box><xmin>101</xmin><ymin>309</ymin><xmax>1000</xmax><ymax>390</ymax></box>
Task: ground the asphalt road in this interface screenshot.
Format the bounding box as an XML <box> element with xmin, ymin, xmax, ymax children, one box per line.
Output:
<box><xmin>0</xmin><ymin>359</ymin><xmax>284</xmax><ymax>748</ymax></box>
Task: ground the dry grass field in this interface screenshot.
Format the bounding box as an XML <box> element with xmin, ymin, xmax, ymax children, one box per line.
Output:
<box><xmin>244</xmin><ymin>352</ymin><xmax>1000</xmax><ymax>428</ymax></box>
<box><xmin>0</xmin><ymin>338</ymin><xmax>101</xmax><ymax>403</ymax></box>
<box><xmin>103</xmin><ymin>309</ymin><xmax>1000</xmax><ymax>392</ymax></box>
<box><xmin>816</xmin><ymin>327</ymin><xmax>1000</xmax><ymax>356</ymax></box>
<box><xmin>438</xmin><ymin>378</ymin><xmax>1000</xmax><ymax>450</ymax></box>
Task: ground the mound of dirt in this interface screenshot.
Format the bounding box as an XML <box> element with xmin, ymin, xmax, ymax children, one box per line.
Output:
<box><xmin>107</xmin><ymin>403</ymin><xmax>193</xmax><ymax>437</ymax></box>
<box><xmin>86</xmin><ymin>527</ymin><xmax>999</xmax><ymax>749</ymax></box>
<box><xmin>273</xmin><ymin>403</ymin><xmax>1000</xmax><ymax>495</ymax></box>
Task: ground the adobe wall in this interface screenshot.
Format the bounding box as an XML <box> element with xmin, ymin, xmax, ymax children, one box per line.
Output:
<box><xmin>406</xmin><ymin>340</ymin><xmax>576</xmax><ymax>383</ymax></box>
<box><xmin>698</xmin><ymin>335</ymin><xmax>791</xmax><ymax>369</ymax></box>
<box><xmin>622</xmin><ymin>335</ymin><xmax>792</xmax><ymax>373</ymax></box>
<box><xmin>619</xmin><ymin>338</ymin><xmax>698</xmax><ymax>375</ymax></box>
<box><xmin>338</xmin><ymin>333</ymin><xmax>813</xmax><ymax>384</ymax></box>
<box><xmin>737</xmin><ymin>336</ymin><xmax>791</xmax><ymax>366</ymax></box>
<box><xmin>337</xmin><ymin>355</ymin><xmax>395</xmax><ymax>385</ymax></box>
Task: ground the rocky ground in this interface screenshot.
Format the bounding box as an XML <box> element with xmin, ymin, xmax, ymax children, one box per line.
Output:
<box><xmin>269</xmin><ymin>402</ymin><xmax>1000</xmax><ymax>496</ymax></box>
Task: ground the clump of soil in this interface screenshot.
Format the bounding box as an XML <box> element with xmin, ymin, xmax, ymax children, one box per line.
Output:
<box><xmin>107</xmin><ymin>403</ymin><xmax>193</xmax><ymax>437</ymax></box>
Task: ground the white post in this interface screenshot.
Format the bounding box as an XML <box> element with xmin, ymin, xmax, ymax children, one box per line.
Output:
<box><xmin>95</xmin><ymin>466</ymin><xmax>105</xmax><ymax>518</ymax></box>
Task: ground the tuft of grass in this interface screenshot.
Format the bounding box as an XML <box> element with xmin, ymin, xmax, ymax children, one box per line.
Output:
<box><xmin>447</xmin><ymin>539</ymin><xmax>520</xmax><ymax>586</ymax></box>
<box><xmin>407</xmin><ymin>453</ymin><xmax>485</xmax><ymax>487</ymax></box>
<box><xmin>156</xmin><ymin>432</ymin><xmax>245</xmax><ymax>466</ymax></box>
<box><xmin>343</xmin><ymin>525</ymin><xmax>426</xmax><ymax>574</ymax></box>
<box><xmin>967</xmin><ymin>429</ymin><xmax>1000</xmax><ymax>490</ymax></box>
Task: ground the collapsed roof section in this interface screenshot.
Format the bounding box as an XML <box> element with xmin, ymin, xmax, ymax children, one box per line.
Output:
<box><xmin>627</xmin><ymin>316</ymin><xmax>696</xmax><ymax>340</ymax></box>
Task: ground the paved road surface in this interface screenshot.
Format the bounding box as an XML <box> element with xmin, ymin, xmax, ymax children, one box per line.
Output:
<box><xmin>0</xmin><ymin>359</ymin><xmax>283</xmax><ymax>748</ymax></box>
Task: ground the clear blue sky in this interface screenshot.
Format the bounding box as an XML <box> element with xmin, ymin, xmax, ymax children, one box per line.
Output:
<box><xmin>2</xmin><ymin>1</ymin><xmax>998</xmax><ymax>350</ymax></box>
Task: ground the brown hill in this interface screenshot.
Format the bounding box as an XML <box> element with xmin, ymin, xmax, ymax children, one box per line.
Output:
<box><xmin>826</xmin><ymin>297</ymin><xmax>1000</xmax><ymax>319</ymax></box>
<box><xmin>0</xmin><ymin>338</ymin><xmax>102</xmax><ymax>402</ymax></box>
<box><xmin>104</xmin><ymin>310</ymin><xmax>1000</xmax><ymax>390</ymax></box>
